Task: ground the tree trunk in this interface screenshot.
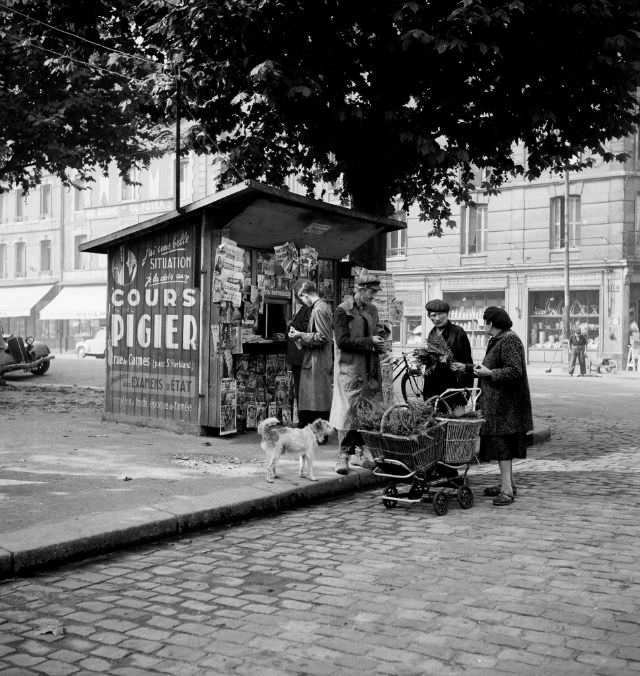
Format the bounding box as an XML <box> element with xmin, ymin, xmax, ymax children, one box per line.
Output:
<box><xmin>348</xmin><ymin>231</ymin><xmax>388</xmax><ymax>271</ymax></box>
<box><xmin>348</xmin><ymin>176</ymin><xmax>392</xmax><ymax>272</ymax></box>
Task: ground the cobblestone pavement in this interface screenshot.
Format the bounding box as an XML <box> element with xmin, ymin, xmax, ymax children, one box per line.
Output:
<box><xmin>1</xmin><ymin>376</ymin><xmax>639</xmax><ymax>675</ymax></box>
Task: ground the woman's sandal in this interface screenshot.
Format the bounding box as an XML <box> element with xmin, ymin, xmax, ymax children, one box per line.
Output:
<box><xmin>483</xmin><ymin>485</ymin><xmax>518</xmax><ymax>497</ymax></box>
<box><xmin>492</xmin><ymin>491</ymin><xmax>515</xmax><ymax>506</ymax></box>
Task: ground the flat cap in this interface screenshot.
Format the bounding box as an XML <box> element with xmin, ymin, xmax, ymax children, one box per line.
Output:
<box><xmin>355</xmin><ymin>272</ymin><xmax>381</xmax><ymax>289</ymax></box>
<box><xmin>425</xmin><ymin>299</ymin><xmax>450</xmax><ymax>313</ymax></box>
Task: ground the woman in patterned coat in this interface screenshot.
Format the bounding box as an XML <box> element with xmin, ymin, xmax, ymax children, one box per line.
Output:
<box><xmin>469</xmin><ymin>307</ymin><xmax>533</xmax><ymax>506</ymax></box>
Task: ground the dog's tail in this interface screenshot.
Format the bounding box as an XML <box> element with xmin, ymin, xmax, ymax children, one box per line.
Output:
<box><xmin>257</xmin><ymin>417</ymin><xmax>280</xmax><ymax>436</ymax></box>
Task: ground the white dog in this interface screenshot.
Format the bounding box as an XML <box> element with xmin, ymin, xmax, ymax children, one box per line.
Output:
<box><xmin>257</xmin><ymin>417</ymin><xmax>334</xmax><ymax>483</ymax></box>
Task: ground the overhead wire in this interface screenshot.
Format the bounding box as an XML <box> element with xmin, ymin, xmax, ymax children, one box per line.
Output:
<box><xmin>3</xmin><ymin>31</ymin><xmax>149</xmax><ymax>85</ymax></box>
<box><xmin>0</xmin><ymin>1</ymin><xmax>160</xmax><ymax>68</ymax></box>
<box><xmin>1</xmin><ymin>6</ymin><xmax>245</xmax><ymax>182</ymax></box>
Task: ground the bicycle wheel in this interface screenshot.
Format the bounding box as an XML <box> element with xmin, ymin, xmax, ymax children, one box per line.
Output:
<box><xmin>401</xmin><ymin>371</ymin><xmax>424</xmax><ymax>403</ymax></box>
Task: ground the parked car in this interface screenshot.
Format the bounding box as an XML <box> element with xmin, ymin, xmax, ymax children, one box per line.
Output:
<box><xmin>0</xmin><ymin>332</ymin><xmax>53</xmax><ymax>380</ymax></box>
<box><xmin>75</xmin><ymin>328</ymin><xmax>106</xmax><ymax>358</ymax></box>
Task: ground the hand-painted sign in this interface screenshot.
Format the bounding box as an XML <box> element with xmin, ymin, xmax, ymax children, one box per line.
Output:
<box><xmin>106</xmin><ymin>227</ymin><xmax>200</xmax><ymax>423</ymax></box>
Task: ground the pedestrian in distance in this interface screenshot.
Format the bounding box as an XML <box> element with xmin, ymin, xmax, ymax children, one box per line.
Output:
<box><xmin>329</xmin><ymin>272</ymin><xmax>388</xmax><ymax>475</ymax></box>
<box><xmin>422</xmin><ymin>299</ymin><xmax>474</xmax><ymax>406</ymax></box>
<box><xmin>466</xmin><ymin>307</ymin><xmax>533</xmax><ymax>506</ymax></box>
<box><xmin>568</xmin><ymin>326</ymin><xmax>588</xmax><ymax>377</ymax></box>
<box><xmin>288</xmin><ymin>281</ymin><xmax>333</xmax><ymax>430</ymax></box>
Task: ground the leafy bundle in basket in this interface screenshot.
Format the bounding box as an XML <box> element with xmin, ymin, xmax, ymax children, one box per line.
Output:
<box><xmin>413</xmin><ymin>332</ymin><xmax>453</xmax><ymax>372</ymax></box>
<box><xmin>355</xmin><ymin>397</ymin><xmax>388</xmax><ymax>431</ymax></box>
<box><xmin>380</xmin><ymin>401</ymin><xmax>440</xmax><ymax>436</ymax></box>
<box><xmin>437</xmin><ymin>405</ymin><xmax>483</xmax><ymax>420</ymax></box>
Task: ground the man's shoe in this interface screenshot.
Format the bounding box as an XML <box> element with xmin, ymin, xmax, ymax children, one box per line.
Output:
<box><xmin>350</xmin><ymin>446</ymin><xmax>375</xmax><ymax>470</ymax></box>
<box><xmin>335</xmin><ymin>453</ymin><xmax>350</xmax><ymax>475</ymax></box>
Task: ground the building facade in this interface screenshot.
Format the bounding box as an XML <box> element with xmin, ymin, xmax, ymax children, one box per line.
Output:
<box><xmin>389</xmin><ymin>135</ymin><xmax>640</xmax><ymax>369</ymax></box>
<box><xmin>0</xmin><ymin>153</ymin><xmax>221</xmax><ymax>351</ymax></box>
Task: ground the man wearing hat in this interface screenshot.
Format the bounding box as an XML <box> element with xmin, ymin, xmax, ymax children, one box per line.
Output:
<box><xmin>329</xmin><ymin>272</ymin><xmax>389</xmax><ymax>474</ymax></box>
<box><xmin>423</xmin><ymin>298</ymin><xmax>473</xmax><ymax>402</ymax></box>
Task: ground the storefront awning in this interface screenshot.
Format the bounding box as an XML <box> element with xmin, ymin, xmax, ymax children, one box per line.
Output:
<box><xmin>40</xmin><ymin>286</ymin><xmax>107</xmax><ymax>320</ymax></box>
<box><xmin>0</xmin><ymin>285</ymin><xmax>54</xmax><ymax>318</ymax></box>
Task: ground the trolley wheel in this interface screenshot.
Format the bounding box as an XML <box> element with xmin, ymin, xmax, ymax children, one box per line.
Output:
<box><xmin>432</xmin><ymin>491</ymin><xmax>449</xmax><ymax>516</ymax></box>
<box><xmin>382</xmin><ymin>485</ymin><xmax>399</xmax><ymax>509</ymax></box>
<box><xmin>456</xmin><ymin>485</ymin><xmax>474</xmax><ymax>509</ymax></box>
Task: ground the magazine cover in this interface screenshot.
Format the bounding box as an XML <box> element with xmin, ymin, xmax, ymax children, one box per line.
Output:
<box><xmin>219</xmin><ymin>378</ymin><xmax>237</xmax><ymax>435</ymax></box>
<box><xmin>246</xmin><ymin>402</ymin><xmax>258</xmax><ymax>429</ymax></box>
<box><xmin>256</xmin><ymin>402</ymin><xmax>268</xmax><ymax>425</ymax></box>
<box><xmin>280</xmin><ymin>406</ymin><xmax>292</xmax><ymax>425</ymax></box>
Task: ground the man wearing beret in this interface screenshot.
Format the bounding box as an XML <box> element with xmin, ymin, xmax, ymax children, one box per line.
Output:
<box><xmin>329</xmin><ymin>273</ymin><xmax>389</xmax><ymax>474</ymax></box>
<box><xmin>423</xmin><ymin>298</ymin><xmax>474</xmax><ymax>403</ymax></box>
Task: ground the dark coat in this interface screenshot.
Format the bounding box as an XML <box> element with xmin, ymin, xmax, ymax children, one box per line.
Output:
<box><xmin>476</xmin><ymin>330</ymin><xmax>533</xmax><ymax>436</ymax></box>
<box><xmin>286</xmin><ymin>304</ymin><xmax>312</xmax><ymax>367</ymax></box>
<box><xmin>422</xmin><ymin>321</ymin><xmax>473</xmax><ymax>400</ymax></box>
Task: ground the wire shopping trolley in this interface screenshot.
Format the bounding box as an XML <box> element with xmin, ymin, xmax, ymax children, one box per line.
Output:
<box><xmin>361</xmin><ymin>390</ymin><xmax>484</xmax><ymax>516</ymax></box>
<box><xmin>360</xmin><ymin>404</ymin><xmax>449</xmax><ymax>515</ymax></box>
<box><xmin>427</xmin><ymin>387</ymin><xmax>485</xmax><ymax>514</ymax></box>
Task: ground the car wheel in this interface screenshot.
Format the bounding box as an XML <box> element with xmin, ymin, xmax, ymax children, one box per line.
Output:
<box><xmin>77</xmin><ymin>346</ymin><xmax>86</xmax><ymax>358</ymax></box>
<box><xmin>31</xmin><ymin>360</ymin><xmax>50</xmax><ymax>376</ymax></box>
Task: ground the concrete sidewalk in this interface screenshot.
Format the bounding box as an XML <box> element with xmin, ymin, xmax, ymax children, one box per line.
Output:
<box><xmin>0</xmin><ymin>382</ymin><xmax>550</xmax><ymax>579</ymax></box>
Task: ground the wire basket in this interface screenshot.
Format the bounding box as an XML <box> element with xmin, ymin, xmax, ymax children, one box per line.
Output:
<box><xmin>359</xmin><ymin>404</ymin><xmax>446</xmax><ymax>472</ymax></box>
<box><xmin>436</xmin><ymin>417</ymin><xmax>485</xmax><ymax>463</ymax></box>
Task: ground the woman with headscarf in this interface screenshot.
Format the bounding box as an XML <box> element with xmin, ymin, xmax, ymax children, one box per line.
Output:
<box><xmin>467</xmin><ymin>307</ymin><xmax>533</xmax><ymax>506</ymax></box>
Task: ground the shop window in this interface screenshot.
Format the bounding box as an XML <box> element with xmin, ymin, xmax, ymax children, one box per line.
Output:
<box><xmin>15</xmin><ymin>241</ymin><xmax>26</xmax><ymax>277</ymax></box>
<box><xmin>40</xmin><ymin>239</ymin><xmax>52</xmax><ymax>273</ymax></box>
<box><xmin>0</xmin><ymin>244</ymin><xmax>6</xmax><ymax>278</ymax></box>
<box><xmin>528</xmin><ymin>289</ymin><xmax>599</xmax><ymax>349</ymax></box>
<box><xmin>550</xmin><ymin>195</ymin><xmax>580</xmax><ymax>249</ymax></box>
<box><xmin>40</xmin><ymin>184</ymin><xmax>52</xmax><ymax>219</ymax></box>
<box><xmin>390</xmin><ymin>323</ymin><xmax>401</xmax><ymax>343</ymax></box>
<box><xmin>74</xmin><ymin>234</ymin><xmax>88</xmax><ymax>270</ymax></box>
<box><xmin>460</xmin><ymin>204</ymin><xmax>487</xmax><ymax>254</ymax></box>
<box><xmin>404</xmin><ymin>315</ymin><xmax>423</xmax><ymax>346</ymax></box>
<box><xmin>442</xmin><ymin>290</ymin><xmax>505</xmax><ymax>349</ymax></box>
<box><xmin>387</xmin><ymin>229</ymin><xmax>407</xmax><ymax>257</ymax></box>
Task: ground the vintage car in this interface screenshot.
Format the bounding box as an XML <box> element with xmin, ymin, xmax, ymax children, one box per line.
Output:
<box><xmin>0</xmin><ymin>333</ymin><xmax>54</xmax><ymax>381</ymax></box>
<box><xmin>75</xmin><ymin>327</ymin><xmax>106</xmax><ymax>358</ymax></box>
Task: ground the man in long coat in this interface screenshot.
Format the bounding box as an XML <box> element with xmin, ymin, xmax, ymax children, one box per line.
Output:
<box><xmin>288</xmin><ymin>281</ymin><xmax>333</xmax><ymax>427</ymax></box>
<box><xmin>329</xmin><ymin>273</ymin><xmax>387</xmax><ymax>475</ymax></box>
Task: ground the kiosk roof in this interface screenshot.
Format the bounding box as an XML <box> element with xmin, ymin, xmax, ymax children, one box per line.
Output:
<box><xmin>81</xmin><ymin>180</ymin><xmax>405</xmax><ymax>259</ymax></box>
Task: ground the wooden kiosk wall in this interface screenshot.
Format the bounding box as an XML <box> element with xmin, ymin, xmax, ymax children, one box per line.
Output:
<box><xmin>105</xmin><ymin>220</ymin><xmax>203</xmax><ymax>430</ymax></box>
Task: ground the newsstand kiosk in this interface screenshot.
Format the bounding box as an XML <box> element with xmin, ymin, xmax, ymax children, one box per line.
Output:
<box><xmin>81</xmin><ymin>180</ymin><xmax>404</xmax><ymax>435</ymax></box>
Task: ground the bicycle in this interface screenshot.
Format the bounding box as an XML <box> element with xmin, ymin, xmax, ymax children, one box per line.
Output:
<box><xmin>391</xmin><ymin>351</ymin><xmax>425</xmax><ymax>403</ymax></box>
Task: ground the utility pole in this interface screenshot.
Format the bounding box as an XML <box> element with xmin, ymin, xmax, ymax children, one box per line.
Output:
<box><xmin>174</xmin><ymin>65</ymin><xmax>181</xmax><ymax>213</ymax></box>
<box><xmin>563</xmin><ymin>169</ymin><xmax>571</xmax><ymax>353</ymax></box>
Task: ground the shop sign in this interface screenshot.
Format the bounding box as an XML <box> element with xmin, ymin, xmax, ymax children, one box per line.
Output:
<box><xmin>106</xmin><ymin>226</ymin><xmax>200</xmax><ymax>422</ymax></box>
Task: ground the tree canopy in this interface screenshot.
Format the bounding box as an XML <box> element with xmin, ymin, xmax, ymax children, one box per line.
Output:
<box><xmin>136</xmin><ymin>2</ymin><xmax>640</xmax><ymax>215</ymax></box>
<box><xmin>0</xmin><ymin>0</ymin><xmax>160</xmax><ymax>191</ymax></box>
<box><xmin>2</xmin><ymin>1</ymin><xmax>640</xmax><ymax>262</ymax></box>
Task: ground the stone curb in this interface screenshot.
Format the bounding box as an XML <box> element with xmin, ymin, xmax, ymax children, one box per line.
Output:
<box><xmin>0</xmin><ymin>469</ymin><xmax>382</xmax><ymax>580</ymax></box>
<box><xmin>0</xmin><ymin>426</ymin><xmax>550</xmax><ymax>580</ymax></box>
